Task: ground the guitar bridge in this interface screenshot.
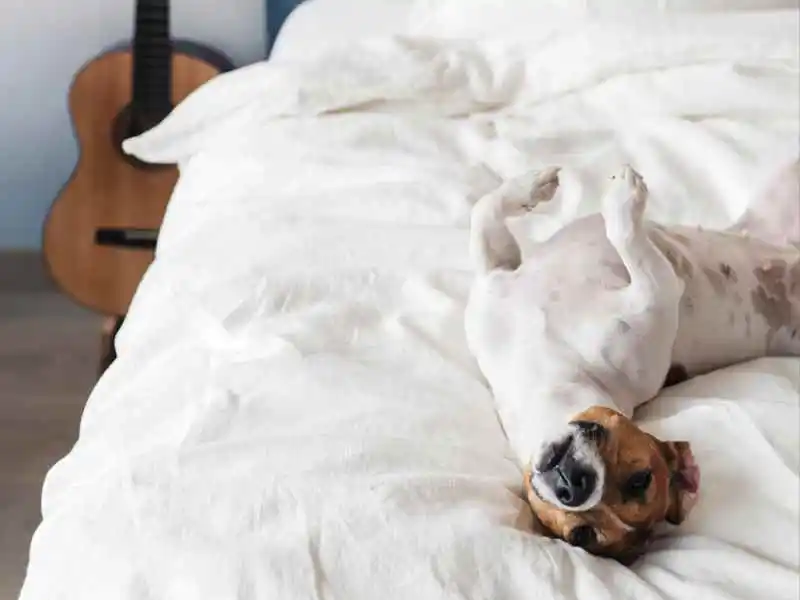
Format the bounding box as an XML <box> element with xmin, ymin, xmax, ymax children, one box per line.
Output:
<box><xmin>95</xmin><ymin>227</ymin><xmax>158</xmax><ymax>250</ymax></box>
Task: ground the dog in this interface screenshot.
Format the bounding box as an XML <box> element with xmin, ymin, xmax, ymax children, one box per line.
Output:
<box><xmin>464</xmin><ymin>161</ymin><xmax>800</xmax><ymax>564</ymax></box>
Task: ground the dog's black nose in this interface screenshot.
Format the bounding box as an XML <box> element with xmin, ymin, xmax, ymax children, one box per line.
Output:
<box><xmin>550</xmin><ymin>457</ymin><xmax>596</xmax><ymax>508</ymax></box>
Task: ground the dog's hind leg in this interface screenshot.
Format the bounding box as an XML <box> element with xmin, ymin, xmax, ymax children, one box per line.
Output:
<box><xmin>469</xmin><ymin>166</ymin><xmax>560</xmax><ymax>275</ymax></box>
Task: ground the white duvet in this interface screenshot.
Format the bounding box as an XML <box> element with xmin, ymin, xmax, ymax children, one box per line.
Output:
<box><xmin>20</xmin><ymin>11</ymin><xmax>800</xmax><ymax>600</ymax></box>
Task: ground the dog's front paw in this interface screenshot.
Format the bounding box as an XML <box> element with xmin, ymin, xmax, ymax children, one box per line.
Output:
<box><xmin>499</xmin><ymin>166</ymin><xmax>561</xmax><ymax>215</ymax></box>
<box><xmin>603</xmin><ymin>165</ymin><xmax>649</xmax><ymax>242</ymax></box>
<box><xmin>527</xmin><ymin>166</ymin><xmax>561</xmax><ymax>207</ymax></box>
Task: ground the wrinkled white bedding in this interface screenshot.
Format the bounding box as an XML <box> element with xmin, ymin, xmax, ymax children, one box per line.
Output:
<box><xmin>20</xmin><ymin>11</ymin><xmax>800</xmax><ymax>600</ymax></box>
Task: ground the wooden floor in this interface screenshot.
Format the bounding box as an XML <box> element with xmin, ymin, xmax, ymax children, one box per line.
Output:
<box><xmin>0</xmin><ymin>289</ymin><xmax>99</xmax><ymax>599</ymax></box>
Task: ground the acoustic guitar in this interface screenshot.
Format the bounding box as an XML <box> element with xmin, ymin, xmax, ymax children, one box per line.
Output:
<box><xmin>43</xmin><ymin>0</ymin><xmax>234</xmax><ymax>317</ymax></box>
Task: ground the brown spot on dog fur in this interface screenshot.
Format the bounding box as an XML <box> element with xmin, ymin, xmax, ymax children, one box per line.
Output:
<box><xmin>790</xmin><ymin>260</ymin><xmax>800</xmax><ymax>296</ymax></box>
<box><xmin>751</xmin><ymin>259</ymin><xmax>792</xmax><ymax>333</ymax></box>
<box><xmin>720</xmin><ymin>263</ymin><xmax>737</xmax><ymax>282</ymax></box>
<box><xmin>703</xmin><ymin>267</ymin><xmax>728</xmax><ymax>296</ymax></box>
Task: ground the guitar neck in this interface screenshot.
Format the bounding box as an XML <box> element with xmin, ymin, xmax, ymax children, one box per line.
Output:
<box><xmin>132</xmin><ymin>0</ymin><xmax>172</xmax><ymax>118</ymax></box>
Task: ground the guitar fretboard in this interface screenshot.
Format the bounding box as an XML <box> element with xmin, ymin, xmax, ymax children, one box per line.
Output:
<box><xmin>132</xmin><ymin>0</ymin><xmax>172</xmax><ymax>121</ymax></box>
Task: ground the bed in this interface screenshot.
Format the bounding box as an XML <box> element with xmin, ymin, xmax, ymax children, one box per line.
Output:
<box><xmin>18</xmin><ymin>1</ymin><xmax>800</xmax><ymax>598</ymax></box>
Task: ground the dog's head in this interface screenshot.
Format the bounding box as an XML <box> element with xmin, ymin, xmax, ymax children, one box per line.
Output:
<box><xmin>525</xmin><ymin>406</ymin><xmax>700</xmax><ymax>565</ymax></box>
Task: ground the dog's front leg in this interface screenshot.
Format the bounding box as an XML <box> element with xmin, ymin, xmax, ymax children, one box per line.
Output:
<box><xmin>600</xmin><ymin>166</ymin><xmax>686</xmax><ymax>405</ymax></box>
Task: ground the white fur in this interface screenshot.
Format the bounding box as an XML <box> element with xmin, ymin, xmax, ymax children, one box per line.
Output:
<box><xmin>465</xmin><ymin>163</ymin><xmax>800</xmax><ymax>512</ymax></box>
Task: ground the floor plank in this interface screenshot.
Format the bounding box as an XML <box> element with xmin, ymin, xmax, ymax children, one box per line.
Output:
<box><xmin>0</xmin><ymin>291</ymin><xmax>99</xmax><ymax>599</ymax></box>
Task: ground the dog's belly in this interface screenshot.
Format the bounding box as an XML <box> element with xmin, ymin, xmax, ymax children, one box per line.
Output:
<box><xmin>649</xmin><ymin>226</ymin><xmax>800</xmax><ymax>375</ymax></box>
<box><xmin>520</xmin><ymin>215</ymin><xmax>800</xmax><ymax>376</ymax></box>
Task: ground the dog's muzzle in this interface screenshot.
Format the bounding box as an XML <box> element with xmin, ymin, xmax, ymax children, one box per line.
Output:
<box><xmin>533</xmin><ymin>422</ymin><xmax>606</xmax><ymax>509</ymax></box>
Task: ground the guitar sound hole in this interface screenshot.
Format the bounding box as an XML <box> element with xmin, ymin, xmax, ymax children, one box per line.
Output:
<box><xmin>112</xmin><ymin>105</ymin><xmax>173</xmax><ymax>170</ymax></box>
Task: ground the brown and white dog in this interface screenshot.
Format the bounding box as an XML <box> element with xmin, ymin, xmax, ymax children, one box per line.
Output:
<box><xmin>464</xmin><ymin>161</ymin><xmax>800</xmax><ymax>564</ymax></box>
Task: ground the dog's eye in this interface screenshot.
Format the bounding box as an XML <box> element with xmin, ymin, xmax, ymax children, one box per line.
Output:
<box><xmin>623</xmin><ymin>470</ymin><xmax>653</xmax><ymax>497</ymax></box>
<box><xmin>567</xmin><ymin>525</ymin><xmax>597</xmax><ymax>549</ymax></box>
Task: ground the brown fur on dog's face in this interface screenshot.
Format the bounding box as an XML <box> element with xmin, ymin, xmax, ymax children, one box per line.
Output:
<box><xmin>525</xmin><ymin>407</ymin><xmax>700</xmax><ymax>565</ymax></box>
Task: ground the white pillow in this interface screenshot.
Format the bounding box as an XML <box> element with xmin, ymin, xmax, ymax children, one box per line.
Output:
<box><xmin>407</xmin><ymin>0</ymin><xmax>575</xmax><ymax>39</ymax></box>
<box><xmin>408</xmin><ymin>0</ymin><xmax>800</xmax><ymax>38</ymax></box>
<box><xmin>271</xmin><ymin>0</ymin><xmax>418</xmax><ymax>60</ymax></box>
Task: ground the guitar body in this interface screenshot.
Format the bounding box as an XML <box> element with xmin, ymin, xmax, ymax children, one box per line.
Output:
<box><xmin>43</xmin><ymin>4</ymin><xmax>234</xmax><ymax>316</ymax></box>
<box><xmin>44</xmin><ymin>43</ymin><xmax>232</xmax><ymax>316</ymax></box>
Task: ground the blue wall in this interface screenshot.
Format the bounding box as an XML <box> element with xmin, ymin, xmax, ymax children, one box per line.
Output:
<box><xmin>0</xmin><ymin>0</ymin><xmax>268</xmax><ymax>249</ymax></box>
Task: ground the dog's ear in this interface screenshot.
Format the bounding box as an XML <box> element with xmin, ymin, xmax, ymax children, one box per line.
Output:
<box><xmin>659</xmin><ymin>440</ymin><xmax>701</xmax><ymax>525</ymax></box>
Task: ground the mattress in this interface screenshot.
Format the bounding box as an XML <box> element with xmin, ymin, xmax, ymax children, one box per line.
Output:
<box><xmin>19</xmin><ymin>10</ymin><xmax>800</xmax><ymax>600</ymax></box>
